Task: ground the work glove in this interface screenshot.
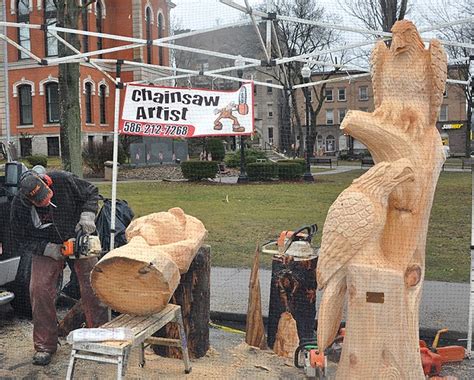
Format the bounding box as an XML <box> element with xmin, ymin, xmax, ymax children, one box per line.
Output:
<box><xmin>43</xmin><ymin>243</ymin><xmax>64</xmax><ymax>261</ymax></box>
<box><xmin>75</xmin><ymin>211</ymin><xmax>96</xmax><ymax>234</ymax></box>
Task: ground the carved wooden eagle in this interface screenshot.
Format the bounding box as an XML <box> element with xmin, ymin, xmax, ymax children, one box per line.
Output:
<box><xmin>371</xmin><ymin>20</ymin><xmax>447</xmax><ymax>128</ymax></box>
<box><xmin>316</xmin><ymin>159</ymin><xmax>414</xmax><ymax>351</ymax></box>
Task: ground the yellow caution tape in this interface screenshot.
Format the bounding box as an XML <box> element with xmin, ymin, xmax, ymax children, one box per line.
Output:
<box><xmin>209</xmin><ymin>322</ymin><xmax>245</xmax><ymax>335</ymax></box>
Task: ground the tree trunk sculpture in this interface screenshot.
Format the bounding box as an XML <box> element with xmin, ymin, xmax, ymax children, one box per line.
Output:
<box><xmin>316</xmin><ymin>20</ymin><xmax>447</xmax><ymax>379</ymax></box>
<box><xmin>91</xmin><ymin>207</ymin><xmax>207</xmax><ymax>315</ymax></box>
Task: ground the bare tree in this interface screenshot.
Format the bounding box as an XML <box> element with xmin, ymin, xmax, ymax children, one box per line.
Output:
<box><xmin>338</xmin><ymin>0</ymin><xmax>409</xmax><ymax>32</ymax></box>
<box><xmin>263</xmin><ymin>0</ymin><xmax>341</xmax><ymax>156</ymax></box>
<box><xmin>56</xmin><ymin>0</ymin><xmax>95</xmax><ymax>176</ymax></box>
<box><xmin>423</xmin><ymin>0</ymin><xmax>473</xmax><ymax>156</ymax></box>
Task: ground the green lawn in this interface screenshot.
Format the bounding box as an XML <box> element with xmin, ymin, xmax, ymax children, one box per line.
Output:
<box><xmin>96</xmin><ymin>170</ymin><xmax>471</xmax><ymax>283</ymax></box>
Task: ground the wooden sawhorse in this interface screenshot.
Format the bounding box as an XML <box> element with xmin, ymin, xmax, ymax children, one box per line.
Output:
<box><xmin>66</xmin><ymin>304</ymin><xmax>191</xmax><ymax>379</ymax></box>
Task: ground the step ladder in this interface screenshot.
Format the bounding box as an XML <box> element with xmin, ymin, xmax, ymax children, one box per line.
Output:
<box><xmin>66</xmin><ymin>304</ymin><xmax>191</xmax><ymax>379</ymax></box>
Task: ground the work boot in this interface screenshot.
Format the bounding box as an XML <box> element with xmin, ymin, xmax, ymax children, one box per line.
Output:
<box><xmin>33</xmin><ymin>351</ymin><xmax>52</xmax><ymax>366</ymax></box>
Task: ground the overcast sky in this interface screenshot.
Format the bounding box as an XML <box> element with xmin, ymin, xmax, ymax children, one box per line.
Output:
<box><xmin>171</xmin><ymin>0</ymin><xmax>445</xmax><ymax>31</ymax></box>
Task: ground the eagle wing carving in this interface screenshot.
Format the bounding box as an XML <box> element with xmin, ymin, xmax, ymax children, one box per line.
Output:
<box><xmin>317</xmin><ymin>191</ymin><xmax>376</xmax><ymax>288</ymax></box>
<box><xmin>371</xmin><ymin>40</ymin><xmax>390</xmax><ymax>109</ymax></box>
<box><xmin>428</xmin><ymin>39</ymin><xmax>448</xmax><ymax>125</ymax></box>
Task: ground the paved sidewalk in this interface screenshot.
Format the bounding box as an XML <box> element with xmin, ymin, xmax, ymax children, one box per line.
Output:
<box><xmin>210</xmin><ymin>267</ymin><xmax>470</xmax><ymax>334</ymax></box>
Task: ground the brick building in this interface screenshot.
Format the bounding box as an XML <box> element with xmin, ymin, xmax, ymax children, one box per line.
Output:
<box><xmin>0</xmin><ymin>0</ymin><xmax>174</xmax><ymax>157</ymax></box>
<box><xmin>297</xmin><ymin>69</ymin><xmax>468</xmax><ymax>156</ymax></box>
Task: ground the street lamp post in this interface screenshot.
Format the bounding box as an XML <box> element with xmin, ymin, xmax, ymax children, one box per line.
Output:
<box><xmin>301</xmin><ymin>65</ymin><xmax>314</xmax><ymax>182</ymax></box>
<box><xmin>236</xmin><ymin>56</ymin><xmax>248</xmax><ymax>183</ymax></box>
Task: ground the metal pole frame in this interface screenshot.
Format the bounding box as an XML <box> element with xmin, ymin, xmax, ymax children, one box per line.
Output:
<box><xmin>302</xmin><ymin>79</ymin><xmax>313</xmax><ymax>182</ymax></box>
<box><xmin>236</xmin><ymin>68</ymin><xmax>248</xmax><ymax>183</ymax></box>
<box><xmin>109</xmin><ymin>60</ymin><xmax>123</xmax><ymax>251</ymax></box>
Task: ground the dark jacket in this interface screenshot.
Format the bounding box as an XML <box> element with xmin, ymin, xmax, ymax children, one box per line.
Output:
<box><xmin>10</xmin><ymin>171</ymin><xmax>99</xmax><ymax>256</ymax></box>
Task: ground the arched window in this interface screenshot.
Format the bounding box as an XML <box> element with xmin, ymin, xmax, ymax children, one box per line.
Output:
<box><xmin>326</xmin><ymin>135</ymin><xmax>335</xmax><ymax>152</ymax></box>
<box><xmin>45</xmin><ymin>82</ymin><xmax>59</xmax><ymax>123</ymax></box>
<box><xmin>99</xmin><ymin>84</ymin><xmax>106</xmax><ymax>124</ymax></box>
<box><xmin>96</xmin><ymin>0</ymin><xmax>103</xmax><ymax>56</ymax></box>
<box><xmin>17</xmin><ymin>0</ymin><xmax>30</xmax><ymax>59</ymax></box>
<box><xmin>157</xmin><ymin>12</ymin><xmax>164</xmax><ymax>65</ymax></box>
<box><xmin>85</xmin><ymin>82</ymin><xmax>92</xmax><ymax>123</ymax></box>
<box><xmin>18</xmin><ymin>84</ymin><xmax>33</xmax><ymax>125</ymax></box>
<box><xmin>44</xmin><ymin>0</ymin><xmax>57</xmax><ymax>56</ymax></box>
<box><xmin>145</xmin><ymin>7</ymin><xmax>152</xmax><ymax>64</ymax></box>
<box><xmin>81</xmin><ymin>0</ymin><xmax>89</xmax><ymax>52</ymax></box>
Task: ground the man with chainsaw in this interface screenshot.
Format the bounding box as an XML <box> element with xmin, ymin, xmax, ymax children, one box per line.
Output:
<box><xmin>10</xmin><ymin>168</ymin><xmax>108</xmax><ymax>366</ymax></box>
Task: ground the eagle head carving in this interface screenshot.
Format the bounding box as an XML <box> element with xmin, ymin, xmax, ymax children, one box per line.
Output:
<box><xmin>390</xmin><ymin>20</ymin><xmax>425</xmax><ymax>56</ymax></box>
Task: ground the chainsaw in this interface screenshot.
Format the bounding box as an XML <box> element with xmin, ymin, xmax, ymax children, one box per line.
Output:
<box><xmin>262</xmin><ymin>224</ymin><xmax>319</xmax><ymax>261</ymax></box>
<box><xmin>61</xmin><ymin>230</ymin><xmax>102</xmax><ymax>259</ymax></box>
<box><xmin>294</xmin><ymin>341</ymin><xmax>327</xmax><ymax>379</ymax></box>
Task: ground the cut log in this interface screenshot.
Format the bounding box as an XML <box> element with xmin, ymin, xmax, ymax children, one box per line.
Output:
<box><xmin>273</xmin><ymin>311</ymin><xmax>299</xmax><ymax>358</ymax></box>
<box><xmin>152</xmin><ymin>246</ymin><xmax>210</xmax><ymax>359</ymax></box>
<box><xmin>91</xmin><ymin>208</ymin><xmax>207</xmax><ymax>315</ymax></box>
<box><xmin>58</xmin><ymin>299</ymin><xmax>85</xmax><ymax>337</ymax></box>
<box><xmin>245</xmin><ymin>245</ymin><xmax>267</xmax><ymax>350</ymax></box>
<box><xmin>267</xmin><ymin>256</ymin><xmax>318</xmax><ymax>349</ymax></box>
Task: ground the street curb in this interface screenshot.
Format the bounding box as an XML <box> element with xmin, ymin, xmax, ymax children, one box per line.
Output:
<box><xmin>210</xmin><ymin>311</ymin><xmax>471</xmax><ymax>347</ymax></box>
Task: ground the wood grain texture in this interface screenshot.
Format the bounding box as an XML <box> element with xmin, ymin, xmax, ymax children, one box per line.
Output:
<box><xmin>317</xmin><ymin>20</ymin><xmax>447</xmax><ymax>379</ymax></box>
<box><xmin>245</xmin><ymin>245</ymin><xmax>267</xmax><ymax>350</ymax></box>
<box><xmin>91</xmin><ymin>208</ymin><xmax>207</xmax><ymax>316</ymax></box>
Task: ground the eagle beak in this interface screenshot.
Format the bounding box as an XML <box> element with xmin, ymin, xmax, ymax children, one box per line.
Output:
<box><xmin>391</xmin><ymin>36</ymin><xmax>406</xmax><ymax>55</ymax></box>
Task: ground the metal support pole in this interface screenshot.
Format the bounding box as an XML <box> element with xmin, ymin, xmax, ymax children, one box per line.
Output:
<box><xmin>237</xmin><ymin>69</ymin><xmax>248</xmax><ymax>183</ymax></box>
<box><xmin>109</xmin><ymin>60</ymin><xmax>123</xmax><ymax>251</ymax></box>
<box><xmin>303</xmin><ymin>79</ymin><xmax>314</xmax><ymax>182</ymax></box>
<box><xmin>2</xmin><ymin>1</ymin><xmax>10</xmax><ymax>161</ymax></box>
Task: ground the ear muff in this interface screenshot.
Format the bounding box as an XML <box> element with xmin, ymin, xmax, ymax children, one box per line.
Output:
<box><xmin>42</xmin><ymin>174</ymin><xmax>53</xmax><ymax>187</ymax></box>
<box><xmin>19</xmin><ymin>170</ymin><xmax>53</xmax><ymax>188</ymax></box>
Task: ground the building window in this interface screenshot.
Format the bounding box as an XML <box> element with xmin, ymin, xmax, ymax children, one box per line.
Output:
<box><xmin>338</xmin><ymin>108</ymin><xmax>346</xmax><ymax>123</ymax></box>
<box><xmin>338</xmin><ymin>88</ymin><xmax>346</xmax><ymax>101</ymax></box>
<box><xmin>267</xmin><ymin>103</ymin><xmax>273</xmax><ymax>118</ymax></box>
<box><xmin>81</xmin><ymin>0</ymin><xmax>89</xmax><ymax>52</ymax></box>
<box><xmin>47</xmin><ymin>136</ymin><xmax>60</xmax><ymax>156</ymax></box>
<box><xmin>20</xmin><ymin>137</ymin><xmax>32</xmax><ymax>157</ymax></box>
<box><xmin>99</xmin><ymin>84</ymin><xmax>106</xmax><ymax>124</ymax></box>
<box><xmin>359</xmin><ymin>86</ymin><xmax>368</xmax><ymax>100</ymax></box>
<box><xmin>326</xmin><ymin>109</ymin><xmax>334</xmax><ymax>125</ymax></box>
<box><xmin>316</xmin><ymin>135</ymin><xmax>323</xmax><ymax>150</ymax></box>
<box><xmin>326</xmin><ymin>135</ymin><xmax>335</xmax><ymax>152</ymax></box>
<box><xmin>45</xmin><ymin>82</ymin><xmax>59</xmax><ymax>123</ymax></box>
<box><xmin>158</xmin><ymin>13</ymin><xmax>164</xmax><ymax>65</ymax></box>
<box><xmin>268</xmin><ymin>127</ymin><xmax>273</xmax><ymax>145</ymax></box>
<box><xmin>325</xmin><ymin>88</ymin><xmax>333</xmax><ymax>101</ymax></box>
<box><xmin>266</xmin><ymin>80</ymin><xmax>273</xmax><ymax>94</ymax></box>
<box><xmin>18</xmin><ymin>84</ymin><xmax>33</xmax><ymax>125</ymax></box>
<box><xmin>96</xmin><ymin>0</ymin><xmax>103</xmax><ymax>56</ymax></box>
<box><xmin>44</xmin><ymin>0</ymin><xmax>57</xmax><ymax>56</ymax></box>
<box><xmin>102</xmin><ymin>135</ymin><xmax>108</xmax><ymax>143</ymax></box>
<box><xmin>88</xmin><ymin>135</ymin><xmax>94</xmax><ymax>149</ymax></box>
<box><xmin>17</xmin><ymin>0</ymin><xmax>30</xmax><ymax>60</ymax></box>
<box><xmin>85</xmin><ymin>82</ymin><xmax>93</xmax><ymax>123</ymax></box>
<box><xmin>439</xmin><ymin>105</ymin><xmax>448</xmax><ymax>121</ymax></box>
<box><xmin>146</xmin><ymin>7</ymin><xmax>152</xmax><ymax>64</ymax></box>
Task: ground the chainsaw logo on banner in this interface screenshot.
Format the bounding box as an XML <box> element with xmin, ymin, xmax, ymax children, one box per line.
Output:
<box><xmin>119</xmin><ymin>83</ymin><xmax>254</xmax><ymax>138</ymax></box>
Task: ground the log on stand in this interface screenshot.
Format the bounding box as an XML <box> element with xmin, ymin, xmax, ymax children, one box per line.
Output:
<box><xmin>267</xmin><ymin>255</ymin><xmax>318</xmax><ymax>350</ymax></box>
<box><xmin>91</xmin><ymin>208</ymin><xmax>207</xmax><ymax>316</ymax></box>
<box><xmin>153</xmin><ymin>245</ymin><xmax>211</xmax><ymax>359</ymax></box>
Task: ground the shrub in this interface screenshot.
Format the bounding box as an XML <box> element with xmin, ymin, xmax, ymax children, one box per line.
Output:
<box><xmin>277</xmin><ymin>159</ymin><xmax>306</xmax><ymax>172</ymax></box>
<box><xmin>277</xmin><ymin>162</ymin><xmax>304</xmax><ymax>180</ymax></box>
<box><xmin>206</xmin><ymin>138</ymin><xmax>225</xmax><ymax>162</ymax></box>
<box><xmin>25</xmin><ymin>155</ymin><xmax>47</xmax><ymax>167</ymax></box>
<box><xmin>247</xmin><ymin>162</ymin><xmax>278</xmax><ymax>181</ymax></box>
<box><xmin>224</xmin><ymin>148</ymin><xmax>267</xmax><ymax>168</ymax></box>
<box><xmin>181</xmin><ymin>160</ymin><xmax>218</xmax><ymax>181</ymax></box>
<box><xmin>82</xmin><ymin>141</ymin><xmax>127</xmax><ymax>174</ymax></box>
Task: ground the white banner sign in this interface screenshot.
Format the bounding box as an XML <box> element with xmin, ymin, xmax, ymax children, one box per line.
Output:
<box><xmin>119</xmin><ymin>83</ymin><xmax>254</xmax><ymax>138</ymax></box>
